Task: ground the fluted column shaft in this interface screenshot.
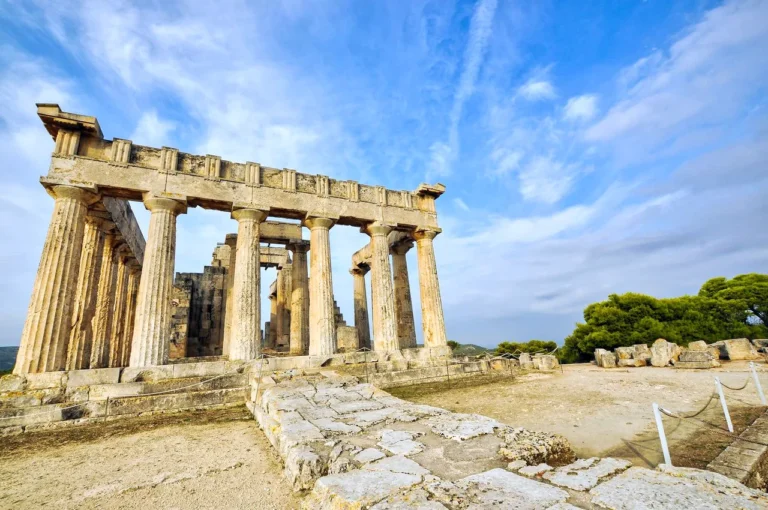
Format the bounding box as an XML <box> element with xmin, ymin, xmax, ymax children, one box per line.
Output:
<box><xmin>120</xmin><ymin>267</ymin><xmax>140</xmax><ymax>366</ymax></box>
<box><xmin>391</xmin><ymin>242</ymin><xmax>417</xmax><ymax>349</ymax></box>
<box><xmin>90</xmin><ymin>233</ymin><xmax>118</xmax><ymax>368</ymax></box>
<box><xmin>129</xmin><ymin>195</ymin><xmax>186</xmax><ymax>367</ymax></box>
<box><xmin>276</xmin><ymin>265</ymin><xmax>292</xmax><ymax>348</ymax></box>
<box><xmin>350</xmin><ymin>267</ymin><xmax>371</xmax><ymax>350</ymax></box>
<box><xmin>108</xmin><ymin>253</ymin><xmax>130</xmax><ymax>367</ymax></box>
<box><xmin>222</xmin><ymin>233</ymin><xmax>237</xmax><ymax>357</ymax></box>
<box><xmin>414</xmin><ymin>228</ymin><xmax>448</xmax><ymax>348</ymax></box>
<box><xmin>66</xmin><ymin>216</ymin><xmax>104</xmax><ymax>370</ymax></box>
<box><xmin>14</xmin><ymin>185</ymin><xmax>95</xmax><ymax>374</ymax></box>
<box><xmin>365</xmin><ymin>223</ymin><xmax>399</xmax><ymax>351</ymax></box>
<box><xmin>267</xmin><ymin>295</ymin><xmax>277</xmax><ymax>349</ymax></box>
<box><xmin>229</xmin><ymin>208</ymin><xmax>268</xmax><ymax>360</ymax></box>
<box><xmin>306</xmin><ymin>216</ymin><xmax>336</xmax><ymax>356</ymax></box>
<box><xmin>289</xmin><ymin>242</ymin><xmax>310</xmax><ymax>355</ymax></box>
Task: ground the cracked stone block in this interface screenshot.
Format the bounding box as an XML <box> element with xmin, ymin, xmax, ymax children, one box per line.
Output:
<box><xmin>355</xmin><ymin>448</ymin><xmax>386</xmax><ymax>464</ymax></box>
<box><xmin>330</xmin><ymin>399</ymin><xmax>385</xmax><ymax>415</ymax></box>
<box><xmin>285</xmin><ymin>445</ymin><xmax>323</xmax><ymax>491</ymax></box>
<box><xmin>457</xmin><ymin>468</ymin><xmax>569</xmax><ymax>508</ymax></box>
<box><xmin>310</xmin><ymin>418</ymin><xmax>362</xmax><ymax>435</ymax></box>
<box><xmin>304</xmin><ymin>469</ymin><xmax>422</xmax><ymax>509</ymax></box>
<box><xmin>506</xmin><ymin>460</ymin><xmax>527</xmax><ymax>472</ymax></box>
<box><xmin>378</xmin><ymin>429</ymin><xmax>425</xmax><ymax>456</ymax></box>
<box><xmin>425</xmin><ymin>413</ymin><xmax>502</xmax><ymax>441</ymax></box>
<box><xmin>519</xmin><ymin>463</ymin><xmax>553</xmax><ymax>478</ymax></box>
<box><xmin>370</xmin><ymin>488</ymin><xmax>448</xmax><ymax>509</ymax></box>
<box><xmin>343</xmin><ymin>407</ymin><xmax>400</xmax><ymax>428</ymax></box>
<box><xmin>498</xmin><ymin>427</ymin><xmax>575</xmax><ymax>466</ymax></box>
<box><xmin>363</xmin><ymin>455</ymin><xmax>431</xmax><ymax>476</ymax></box>
<box><xmin>590</xmin><ymin>466</ymin><xmax>768</xmax><ymax>509</ymax></box>
<box><xmin>543</xmin><ymin>457</ymin><xmax>632</xmax><ymax>490</ymax></box>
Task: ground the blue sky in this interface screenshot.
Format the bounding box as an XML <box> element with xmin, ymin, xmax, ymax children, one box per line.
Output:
<box><xmin>1</xmin><ymin>0</ymin><xmax>767</xmax><ymax>348</ymax></box>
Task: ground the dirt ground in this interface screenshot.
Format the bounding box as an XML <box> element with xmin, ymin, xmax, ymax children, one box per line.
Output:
<box><xmin>0</xmin><ymin>406</ymin><xmax>302</xmax><ymax>510</ymax></box>
<box><xmin>390</xmin><ymin>361</ymin><xmax>768</xmax><ymax>466</ymax></box>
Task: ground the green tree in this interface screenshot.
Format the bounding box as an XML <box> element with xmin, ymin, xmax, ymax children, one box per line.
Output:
<box><xmin>496</xmin><ymin>340</ymin><xmax>557</xmax><ymax>355</ymax></box>
<box><xmin>447</xmin><ymin>340</ymin><xmax>459</xmax><ymax>350</ymax></box>
<box><xmin>699</xmin><ymin>274</ymin><xmax>768</xmax><ymax>325</ymax></box>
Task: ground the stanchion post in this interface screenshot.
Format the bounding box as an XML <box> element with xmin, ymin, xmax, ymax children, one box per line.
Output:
<box><xmin>750</xmin><ymin>362</ymin><xmax>767</xmax><ymax>405</ymax></box>
<box><xmin>715</xmin><ymin>377</ymin><xmax>734</xmax><ymax>433</ymax></box>
<box><xmin>653</xmin><ymin>403</ymin><xmax>672</xmax><ymax>466</ymax></box>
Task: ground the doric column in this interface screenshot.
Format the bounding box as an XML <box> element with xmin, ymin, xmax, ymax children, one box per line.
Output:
<box><xmin>120</xmin><ymin>263</ymin><xmax>141</xmax><ymax>366</ymax></box>
<box><xmin>350</xmin><ymin>266</ymin><xmax>371</xmax><ymax>350</ymax></box>
<box><xmin>66</xmin><ymin>215</ymin><xmax>105</xmax><ymax>370</ymax></box>
<box><xmin>364</xmin><ymin>222</ymin><xmax>398</xmax><ymax>352</ymax></box>
<box><xmin>14</xmin><ymin>185</ymin><xmax>97</xmax><ymax>374</ymax></box>
<box><xmin>414</xmin><ymin>227</ymin><xmax>448</xmax><ymax>348</ymax></box>
<box><xmin>108</xmin><ymin>249</ymin><xmax>130</xmax><ymax>367</ymax></box>
<box><xmin>129</xmin><ymin>194</ymin><xmax>187</xmax><ymax>367</ymax></box>
<box><xmin>391</xmin><ymin>241</ymin><xmax>417</xmax><ymax>349</ymax></box>
<box><xmin>276</xmin><ymin>262</ymin><xmax>292</xmax><ymax>349</ymax></box>
<box><xmin>267</xmin><ymin>288</ymin><xmax>277</xmax><ymax>349</ymax></box>
<box><xmin>222</xmin><ymin>233</ymin><xmax>237</xmax><ymax>357</ymax></box>
<box><xmin>305</xmin><ymin>215</ymin><xmax>337</xmax><ymax>356</ymax></box>
<box><xmin>288</xmin><ymin>241</ymin><xmax>310</xmax><ymax>355</ymax></box>
<box><xmin>229</xmin><ymin>207</ymin><xmax>268</xmax><ymax>360</ymax></box>
<box><xmin>90</xmin><ymin>232</ymin><xmax>119</xmax><ymax>368</ymax></box>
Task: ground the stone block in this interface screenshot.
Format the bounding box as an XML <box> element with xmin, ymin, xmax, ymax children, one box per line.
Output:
<box><xmin>25</xmin><ymin>371</ymin><xmax>66</xmax><ymax>390</ymax></box>
<box><xmin>723</xmin><ymin>338</ymin><xmax>761</xmax><ymax>360</ymax></box>
<box><xmin>594</xmin><ymin>348</ymin><xmax>609</xmax><ymax>367</ymax></box>
<box><xmin>66</xmin><ymin>367</ymin><xmax>122</xmax><ymax>388</ymax></box>
<box><xmin>615</xmin><ymin>347</ymin><xmax>634</xmax><ymax>360</ymax></box>
<box><xmin>88</xmin><ymin>382</ymin><xmax>145</xmax><ymax>400</ymax></box>
<box><xmin>0</xmin><ymin>404</ymin><xmax>63</xmax><ymax>427</ymax></box>
<box><xmin>120</xmin><ymin>365</ymin><xmax>174</xmax><ymax>383</ymax></box>
<box><xmin>543</xmin><ymin>457</ymin><xmax>631</xmax><ymax>490</ymax></box>
<box><xmin>679</xmin><ymin>350</ymin><xmax>713</xmax><ymax>363</ymax></box>
<box><xmin>0</xmin><ymin>375</ymin><xmax>26</xmax><ymax>392</ymax></box>
<box><xmin>535</xmin><ymin>355</ymin><xmax>559</xmax><ymax>371</ymax></box>
<box><xmin>687</xmin><ymin>340</ymin><xmax>708</xmax><ymax>351</ymax></box>
<box><xmin>457</xmin><ymin>469</ymin><xmax>569</xmax><ymax>508</ymax></box>
<box><xmin>336</xmin><ymin>325</ymin><xmax>359</xmax><ymax>353</ymax></box>
<box><xmin>306</xmin><ymin>469</ymin><xmax>423</xmax><ymax>509</ymax></box>
<box><xmin>519</xmin><ymin>353</ymin><xmax>534</xmax><ymax>370</ymax></box>
<box><xmin>633</xmin><ymin>344</ymin><xmax>651</xmax><ymax>357</ymax></box>
<box><xmin>172</xmin><ymin>360</ymin><xmax>228</xmax><ymax>378</ymax></box>
<box><xmin>618</xmin><ymin>358</ymin><xmax>645</xmax><ymax>367</ymax></box>
<box><xmin>599</xmin><ymin>352</ymin><xmax>617</xmax><ymax>368</ymax></box>
<box><xmin>674</xmin><ymin>361</ymin><xmax>718</xmax><ymax>369</ymax></box>
<box><xmin>752</xmin><ymin>339</ymin><xmax>768</xmax><ymax>352</ymax></box>
<box><xmin>650</xmin><ymin>338</ymin><xmax>677</xmax><ymax>367</ymax></box>
<box><xmin>106</xmin><ymin>387</ymin><xmax>244</xmax><ymax>416</ymax></box>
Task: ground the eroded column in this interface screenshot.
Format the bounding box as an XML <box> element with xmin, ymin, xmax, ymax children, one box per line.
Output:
<box><xmin>120</xmin><ymin>264</ymin><xmax>140</xmax><ymax>367</ymax></box>
<box><xmin>129</xmin><ymin>195</ymin><xmax>186</xmax><ymax>367</ymax></box>
<box><xmin>229</xmin><ymin>208</ymin><xmax>268</xmax><ymax>360</ymax></box>
<box><xmin>350</xmin><ymin>267</ymin><xmax>371</xmax><ymax>350</ymax></box>
<box><xmin>305</xmin><ymin>215</ymin><xmax>337</xmax><ymax>356</ymax></box>
<box><xmin>391</xmin><ymin>241</ymin><xmax>417</xmax><ymax>349</ymax></box>
<box><xmin>108</xmin><ymin>250</ymin><xmax>130</xmax><ymax>367</ymax></box>
<box><xmin>276</xmin><ymin>264</ymin><xmax>293</xmax><ymax>349</ymax></box>
<box><xmin>364</xmin><ymin>223</ymin><xmax>398</xmax><ymax>352</ymax></box>
<box><xmin>414</xmin><ymin>227</ymin><xmax>448</xmax><ymax>348</ymax></box>
<box><xmin>288</xmin><ymin>241</ymin><xmax>310</xmax><ymax>355</ymax></box>
<box><xmin>66</xmin><ymin>215</ymin><xmax>105</xmax><ymax>370</ymax></box>
<box><xmin>90</xmin><ymin>232</ymin><xmax>119</xmax><ymax>368</ymax></box>
<box><xmin>14</xmin><ymin>185</ymin><xmax>96</xmax><ymax>374</ymax></box>
<box><xmin>222</xmin><ymin>233</ymin><xmax>237</xmax><ymax>357</ymax></box>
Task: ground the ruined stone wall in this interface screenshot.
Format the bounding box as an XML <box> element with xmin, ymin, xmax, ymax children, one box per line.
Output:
<box><xmin>171</xmin><ymin>267</ymin><xmax>227</xmax><ymax>358</ymax></box>
<box><xmin>170</xmin><ymin>279</ymin><xmax>192</xmax><ymax>359</ymax></box>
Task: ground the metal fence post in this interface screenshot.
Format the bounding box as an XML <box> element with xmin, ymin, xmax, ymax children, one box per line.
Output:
<box><xmin>715</xmin><ymin>377</ymin><xmax>734</xmax><ymax>433</ymax></box>
<box><xmin>653</xmin><ymin>403</ymin><xmax>672</xmax><ymax>466</ymax></box>
<box><xmin>750</xmin><ymin>362</ymin><xmax>767</xmax><ymax>405</ymax></box>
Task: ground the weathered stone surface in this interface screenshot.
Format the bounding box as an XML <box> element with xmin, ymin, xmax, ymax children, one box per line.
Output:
<box><xmin>425</xmin><ymin>413</ymin><xmax>502</xmax><ymax>441</ymax></box>
<box><xmin>378</xmin><ymin>429</ymin><xmax>425</xmax><ymax>456</ymax></box>
<box><xmin>590</xmin><ymin>466</ymin><xmax>768</xmax><ymax>509</ymax></box>
<box><xmin>752</xmin><ymin>339</ymin><xmax>768</xmax><ymax>352</ymax></box>
<box><xmin>594</xmin><ymin>348</ymin><xmax>610</xmax><ymax>367</ymax></box>
<box><xmin>618</xmin><ymin>358</ymin><xmax>645</xmax><ymax>367</ymax></box>
<box><xmin>363</xmin><ymin>455</ymin><xmax>430</xmax><ymax>476</ymax></box>
<box><xmin>723</xmin><ymin>338</ymin><xmax>761</xmax><ymax>360</ymax></box>
<box><xmin>120</xmin><ymin>365</ymin><xmax>174</xmax><ymax>382</ymax></box>
<box><xmin>457</xmin><ymin>469</ymin><xmax>569</xmax><ymax>508</ymax></box>
<box><xmin>615</xmin><ymin>347</ymin><xmax>634</xmax><ymax>360</ymax></box>
<box><xmin>650</xmin><ymin>338</ymin><xmax>681</xmax><ymax>367</ymax></box>
<box><xmin>370</xmin><ymin>487</ymin><xmax>448</xmax><ymax>509</ymax></box>
<box><xmin>305</xmin><ymin>469</ymin><xmax>423</xmax><ymax>509</ymax></box>
<box><xmin>506</xmin><ymin>460</ymin><xmax>527</xmax><ymax>471</ymax></box>
<box><xmin>0</xmin><ymin>375</ymin><xmax>26</xmax><ymax>392</ymax></box>
<box><xmin>354</xmin><ymin>448</ymin><xmax>386</xmax><ymax>464</ymax></box>
<box><xmin>535</xmin><ymin>355</ymin><xmax>559</xmax><ymax>371</ymax></box>
<box><xmin>519</xmin><ymin>353</ymin><xmax>535</xmax><ymax>369</ymax></box>
<box><xmin>498</xmin><ymin>427</ymin><xmax>575</xmax><ymax>466</ymax></box>
<box><xmin>675</xmin><ymin>361</ymin><xmax>720</xmax><ymax>369</ymax></box>
<box><xmin>518</xmin><ymin>463</ymin><xmax>552</xmax><ymax>477</ymax></box>
<box><xmin>678</xmin><ymin>350</ymin><xmax>714</xmax><ymax>363</ymax></box>
<box><xmin>633</xmin><ymin>343</ymin><xmax>651</xmax><ymax>358</ymax></box>
<box><xmin>543</xmin><ymin>457</ymin><xmax>632</xmax><ymax>490</ymax></box>
<box><xmin>25</xmin><ymin>372</ymin><xmax>66</xmax><ymax>390</ymax></box>
<box><xmin>600</xmin><ymin>352</ymin><xmax>617</xmax><ymax>368</ymax></box>
<box><xmin>687</xmin><ymin>340</ymin><xmax>708</xmax><ymax>351</ymax></box>
<box><xmin>66</xmin><ymin>367</ymin><xmax>121</xmax><ymax>388</ymax></box>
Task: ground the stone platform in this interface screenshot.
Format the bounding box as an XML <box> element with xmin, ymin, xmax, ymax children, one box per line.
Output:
<box><xmin>249</xmin><ymin>372</ymin><xmax>768</xmax><ymax>509</ymax></box>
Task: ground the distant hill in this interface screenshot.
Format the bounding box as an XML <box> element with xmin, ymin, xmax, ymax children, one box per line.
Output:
<box><xmin>452</xmin><ymin>343</ymin><xmax>491</xmax><ymax>356</ymax></box>
<box><xmin>0</xmin><ymin>346</ymin><xmax>18</xmax><ymax>372</ymax></box>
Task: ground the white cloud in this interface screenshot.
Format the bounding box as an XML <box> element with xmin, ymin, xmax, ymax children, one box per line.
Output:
<box><xmin>130</xmin><ymin>110</ymin><xmax>175</xmax><ymax>147</ymax></box>
<box><xmin>453</xmin><ymin>198</ymin><xmax>470</xmax><ymax>212</ymax></box>
<box><xmin>518</xmin><ymin>80</ymin><xmax>556</xmax><ymax>101</ymax></box>
<box><xmin>518</xmin><ymin>156</ymin><xmax>579</xmax><ymax>204</ymax></box>
<box><xmin>489</xmin><ymin>147</ymin><xmax>523</xmax><ymax>176</ymax></box>
<box><xmin>563</xmin><ymin>94</ymin><xmax>598</xmax><ymax>121</ymax></box>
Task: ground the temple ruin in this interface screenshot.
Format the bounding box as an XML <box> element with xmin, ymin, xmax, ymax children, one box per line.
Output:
<box><xmin>13</xmin><ymin>104</ymin><xmax>449</xmax><ymax>375</ymax></box>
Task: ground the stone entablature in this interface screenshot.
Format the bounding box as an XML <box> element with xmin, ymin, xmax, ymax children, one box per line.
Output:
<box><xmin>38</xmin><ymin>104</ymin><xmax>444</xmax><ymax>230</ymax></box>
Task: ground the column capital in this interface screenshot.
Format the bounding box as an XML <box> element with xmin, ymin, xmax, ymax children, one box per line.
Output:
<box><xmin>287</xmin><ymin>239</ymin><xmax>311</xmax><ymax>253</ymax></box>
<box><xmin>46</xmin><ymin>184</ymin><xmax>101</xmax><ymax>205</ymax></box>
<box><xmin>363</xmin><ymin>222</ymin><xmax>394</xmax><ymax>237</ymax></box>
<box><xmin>413</xmin><ymin>226</ymin><xmax>442</xmax><ymax>241</ymax></box>
<box><xmin>231</xmin><ymin>207</ymin><xmax>268</xmax><ymax>222</ymax></box>
<box><xmin>304</xmin><ymin>213</ymin><xmax>338</xmax><ymax>230</ymax></box>
<box><xmin>142</xmin><ymin>192</ymin><xmax>187</xmax><ymax>215</ymax></box>
<box><xmin>224</xmin><ymin>233</ymin><xmax>238</xmax><ymax>247</ymax></box>
<box><xmin>86</xmin><ymin>215</ymin><xmax>116</xmax><ymax>233</ymax></box>
<box><xmin>390</xmin><ymin>240</ymin><xmax>414</xmax><ymax>256</ymax></box>
<box><xmin>350</xmin><ymin>266</ymin><xmax>368</xmax><ymax>277</ymax></box>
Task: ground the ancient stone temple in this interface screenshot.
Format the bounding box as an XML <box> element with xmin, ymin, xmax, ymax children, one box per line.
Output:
<box><xmin>13</xmin><ymin>104</ymin><xmax>449</xmax><ymax>374</ymax></box>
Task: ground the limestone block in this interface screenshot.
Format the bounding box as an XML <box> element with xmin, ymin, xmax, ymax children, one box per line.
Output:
<box><xmin>285</xmin><ymin>445</ymin><xmax>324</xmax><ymax>491</ymax></box>
<box><xmin>354</xmin><ymin>448</ymin><xmax>386</xmax><ymax>464</ymax></box>
<box><xmin>105</xmin><ymin>387</ymin><xmax>244</xmax><ymax>416</ymax></box>
<box><xmin>362</xmin><ymin>455</ymin><xmax>430</xmax><ymax>476</ymax></box>
<box><xmin>336</xmin><ymin>325</ymin><xmax>360</xmax><ymax>353</ymax></box>
<box><xmin>632</xmin><ymin>343</ymin><xmax>651</xmax><ymax>358</ymax></box>
<box><xmin>0</xmin><ymin>375</ymin><xmax>26</xmax><ymax>392</ymax></box>
<box><xmin>498</xmin><ymin>427</ymin><xmax>575</xmax><ymax>466</ymax></box>
<box><xmin>752</xmin><ymin>339</ymin><xmax>768</xmax><ymax>352</ymax></box>
<box><xmin>425</xmin><ymin>413</ymin><xmax>502</xmax><ymax>441</ymax></box>
<box><xmin>305</xmin><ymin>469</ymin><xmax>422</xmax><ymax>510</ymax></box>
<box><xmin>543</xmin><ymin>457</ymin><xmax>632</xmax><ymax>490</ymax></box>
<box><xmin>687</xmin><ymin>340</ymin><xmax>708</xmax><ymax>351</ymax></box>
<box><xmin>0</xmin><ymin>392</ymin><xmax>42</xmax><ymax>408</ymax></box>
<box><xmin>618</xmin><ymin>358</ymin><xmax>645</xmax><ymax>367</ymax></box>
<box><xmin>615</xmin><ymin>347</ymin><xmax>634</xmax><ymax>360</ymax></box>
<box><xmin>518</xmin><ymin>463</ymin><xmax>553</xmax><ymax>477</ymax></box>
<box><xmin>535</xmin><ymin>355</ymin><xmax>559</xmax><ymax>371</ymax></box>
<box><xmin>723</xmin><ymin>338</ymin><xmax>761</xmax><ymax>360</ymax></box>
<box><xmin>88</xmin><ymin>382</ymin><xmax>145</xmax><ymax>400</ymax></box>
<box><xmin>66</xmin><ymin>368</ymin><xmax>122</xmax><ymax>388</ymax></box>
<box><xmin>519</xmin><ymin>353</ymin><xmax>535</xmax><ymax>370</ymax></box>
<box><xmin>0</xmin><ymin>404</ymin><xmax>63</xmax><ymax>427</ymax></box>
<box><xmin>650</xmin><ymin>338</ymin><xmax>673</xmax><ymax>367</ymax></box>
<box><xmin>506</xmin><ymin>460</ymin><xmax>528</xmax><ymax>471</ymax></box>
<box><xmin>589</xmin><ymin>466</ymin><xmax>768</xmax><ymax>509</ymax></box>
<box><xmin>599</xmin><ymin>352</ymin><xmax>617</xmax><ymax>368</ymax></box>
<box><xmin>594</xmin><ymin>348</ymin><xmax>609</xmax><ymax>367</ymax></box>
<box><xmin>120</xmin><ymin>365</ymin><xmax>174</xmax><ymax>383</ymax></box>
<box><xmin>456</xmin><ymin>469</ymin><xmax>569</xmax><ymax>508</ymax></box>
<box><xmin>675</xmin><ymin>361</ymin><xmax>720</xmax><ymax>369</ymax></box>
<box><xmin>25</xmin><ymin>372</ymin><xmax>67</xmax><ymax>390</ymax></box>
<box><xmin>171</xmin><ymin>360</ymin><xmax>228</xmax><ymax>378</ymax></box>
<box><xmin>679</xmin><ymin>350</ymin><xmax>713</xmax><ymax>363</ymax></box>
<box><xmin>370</xmin><ymin>487</ymin><xmax>447</xmax><ymax>509</ymax></box>
<box><xmin>377</xmin><ymin>429</ymin><xmax>425</xmax><ymax>456</ymax></box>
<box><xmin>310</xmin><ymin>418</ymin><xmax>361</xmax><ymax>435</ymax></box>
<box><xmin>329</xmin><ymin>399</ymin><xmax>385</xmax><ymax>415</ymax></box>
